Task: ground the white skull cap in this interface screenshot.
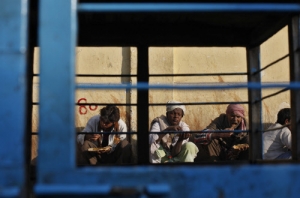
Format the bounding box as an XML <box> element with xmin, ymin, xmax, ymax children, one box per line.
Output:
<box><xmin>166</xmin><ymin>100</ymin><xmax>186</xmax><ymax>115</ymax></box>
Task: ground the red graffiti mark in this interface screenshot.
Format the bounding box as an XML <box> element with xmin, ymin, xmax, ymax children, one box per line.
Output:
<box><xmin>78</xmin><ymin>98</ymin><xmax>87</xmax><ymax>115</ymax></box>
<box><xmin>77</xmin><ymin>98</ymin><xmax>98</xmax><ymax>114</ymax></box>
<box><xmin>89</xmin><ymin>105</ymin><xmax>98</xmax><ymax>111</ymax></box>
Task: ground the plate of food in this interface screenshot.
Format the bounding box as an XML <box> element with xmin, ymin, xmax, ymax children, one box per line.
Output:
<box><xmin>232</xmin><ymin>143</ymin><xmax>249</xmax><ymax>150</ymax></box>
<box><xmin>88</xmin><ymin>146</ymin><xmax>111</xmax><ymax>152</ymax></box>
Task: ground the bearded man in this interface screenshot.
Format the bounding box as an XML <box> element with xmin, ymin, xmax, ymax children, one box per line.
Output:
<box><xmin>194</xmin><ymin>104</ymin><xmax>249</xmax><ymax>161</ymax></box>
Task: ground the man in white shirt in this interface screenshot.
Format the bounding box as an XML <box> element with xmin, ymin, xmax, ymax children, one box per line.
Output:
<box><xmin>263</xmin><ymin>108</ymin><xmax>292</xmax><ymax>160</ymax></box>
<box><xmin>149</xmin><ymin>100</ymin><xmax>199</xmax><ymax>163</ymax></box>
<box><xmin>77</xmin><ymin>105</ymin><xmax>132</xmax><ymax>165</ymax></box>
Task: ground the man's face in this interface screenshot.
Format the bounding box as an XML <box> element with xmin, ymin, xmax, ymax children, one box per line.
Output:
<box><xmin>226</xmin><ymin>112</ymin><xmax>243</xmax><ymax>129</ymax></box>
<box><xmin>100</xmin><ymin>117</ymin><xmax>114</xmax><ymax>131</ymax></box>
<box><xmin>166</xmin><ymin>108</ymin><xmax>183</xmax><ymax>126</ymax></box>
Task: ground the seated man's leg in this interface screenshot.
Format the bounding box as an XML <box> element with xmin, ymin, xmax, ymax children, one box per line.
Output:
<box><xmin>107</xmin><ymin>139</ymin><xmax>133</xmax><ymax>164</ymax></box>
<box><xmin>174</xmin><ymin>142</ymin><xmax>199</xmax><ymax>162</ymax></box>
<box><xmin>194</xmin><ymin>144</ymin><xmax>211</xmax><ymax>162</ymax></box>
<box><xmin>77</xmin><ymin>142</ymin><xmax>88</xmax><ymax>165</ymax></box>
<box><xmin>275</xmin><ymin>151</ymin><xmax>292</xmax><ymax>159</ymax></box>
<box><xmin>81</xmin><ymin>140</ymin><xmax>101</xmax><ymax>165</ymax></box>
<box><xmin>207</xmin><ymin>139</ymin><xmax>222</xmax><ymax>161</ymax></box>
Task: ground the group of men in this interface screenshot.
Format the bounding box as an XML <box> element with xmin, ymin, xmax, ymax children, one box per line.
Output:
<box><xmin>76</xmin><ymin>101</ymin><xmax>292</xmax><ymax>165</ymax></box>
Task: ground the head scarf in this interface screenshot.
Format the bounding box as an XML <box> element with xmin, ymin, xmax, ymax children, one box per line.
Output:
<box><xmin>166</xmin><ymin>100</ymin><xmax>186</xmax><ymax>115</ymax></box>
<box><xmin>226</xmin><ymin>104</ymin><xmax>246</xmax><ymax>130</ymax></box>
<box><xmin>226</xmin><ymin>104</ymin><xmax>245</xmax><ymax>117</ymax></box>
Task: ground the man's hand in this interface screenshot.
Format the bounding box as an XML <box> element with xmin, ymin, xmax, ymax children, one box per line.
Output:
<box><xmin>165</xmin><ymin>126</ymin><xmax>182</xmax><ymax>132</ymax></box>
<box><xmin>178</xmin><ymin>132</ymin><xmax>191</xmax><ymax>141</ymax></box>
<box><xmin>211</xmin><ymin>132</ymin><xmax>234</xmax><ymax>139</ymax></box>
<box><xmin>96</xmin><ymin>146</ymin><xmax>111</xmax><ymax>154</ymax></box>
<box><xmin>156</xmin><ymin>126</ymin><xmax>183</xmax><ymax>143</ymax></box>
<box><xmin>224</xmin><ymin>125</ymin><xmax>236</xmax><ymax>131</ymax></box>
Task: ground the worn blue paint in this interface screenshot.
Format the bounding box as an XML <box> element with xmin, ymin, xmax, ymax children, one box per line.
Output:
<box><xmin>34</xmin><ymin>165</ymin><xmax>300</xmax><ymax>197</ymax></box>
<box><xmin>35</xmin><ymin>1</ymin><xmax>300</xmax><ymax>197</ymax></box>
<box><xmin>38</xmin><ymin>0</ymin><xmax>77</xmax><ymax>176</ymax></box>
<box><xmin>0</xmin><ymin>0</ymin><xmax>28</xmax><ymax>197</ymax></box>
<box><xmin>0</xmin><ymin>0</ymin><xmax>297</xmax><ymax>197</ymax></box>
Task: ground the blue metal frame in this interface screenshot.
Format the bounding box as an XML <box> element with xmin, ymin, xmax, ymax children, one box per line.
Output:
<box><xmin>78</xmin><ymin>3</ymin><xmax>300</xmax><ymax>13</ymax></box>
<box><xmin>0</xmin><ymin>0</ymin><xmax>28</xmax><ymax>197</ymax></box>
<box><xmin>0</xmin><ymin>0</ymin><xmax>298</xmax><ymax>197</ymax></box>
<box><xmin>37</xmin><ymin>0</ymin><xmax>77</xmax><ymax>175</ymax></box>
<box><xmin>35</xmin><ymin>1</ymin><xmax>300</xmax><ymax>197</ymax></box>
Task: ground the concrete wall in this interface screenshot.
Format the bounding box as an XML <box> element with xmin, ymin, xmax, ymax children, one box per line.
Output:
<box><xmin>31</xmin><ymin>26</ymin><xmax>290</xmax><ymax>161</ymax></box>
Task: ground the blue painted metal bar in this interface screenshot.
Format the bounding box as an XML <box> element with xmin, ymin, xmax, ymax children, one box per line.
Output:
<box><xmin>35</xmin><ymin>184</ymin><xmax>111</xmax><ymax>195</ymax></box>
<box><xmin>37</xmin><ymin>0</ymin><xmax>77</xmax><ymax>180</ymax></box>
<box><xmin>0</xmin><ymin>0</ymin><xmax>28</xmax><ymax>197</ymax></box>
<box><xmin>146</xmin><ymin>184</ymin><xmax>170</xmax><ymax>196</ymax></box>
<box><xmin>35</xmin><ymin>165</ymin><xmax>300</xmax><ymax>197</ymax></box>
<box><xmin>78</xmin><ymin>3</ymin><xmax>300</xmax><ymax>13</ymax></box>
<box><xmin>76</xmin><ymin>82</ymin><xmax>296</xmax><ymax>90</ymax></box>
<box><xmin>34</xmin><ymin>0</ymin><xmax>300</xmax><ymax>197</ymax></box>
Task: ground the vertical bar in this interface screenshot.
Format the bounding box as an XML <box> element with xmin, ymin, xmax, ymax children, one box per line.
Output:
<box><xmin>0</xmin><ymin>0</ymin><xmax>29</xmax><ymax>197</ymax></box>
<box><xmin>27</xmin><ymin>0</ymin><xmax>38</xmax><ymax>185</ymax></box>
<box><xmin>288</xmin><ymin>15</ymin><xmax>300</xmax><ymax>161</ymax></box>
<box><xmin>137</xmin><ymin>45</ymin><xmax>149</xmax><ymax>164</ymax></box>
<box><xmin>247</xmin><ymin>46</ymin><xmax>263</xmax><ymax>162</ymax></box>
<box><xmin>38</xmin><ymin>0</ymin><xmax>77</xmax><ymax>181</ymax></box>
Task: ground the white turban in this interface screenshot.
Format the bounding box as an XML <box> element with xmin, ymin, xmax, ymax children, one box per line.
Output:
<box><xmin>166</xmin><ymin>100</ymin><xmax>186</xmax><ymax>115</ymax></box>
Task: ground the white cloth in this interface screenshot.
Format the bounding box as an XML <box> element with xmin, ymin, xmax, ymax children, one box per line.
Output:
<box><xmin>166</xmin><ymin>100</ymin><xmax>186</xmax><ymax>114</ymax></box>
<box><xmin>263</xmin><ymin>123</ymin><xmax>291</xmax><ymax>160</ymax></box>
<box><xmin>77</xmin><ymin>115</ymin><xmax>127</xmax><ymax>150</ymax></box>
<box><xmin>149</xmin><ymin>119</ymin><xmax>190</xmax><ymax>163</ymax></box>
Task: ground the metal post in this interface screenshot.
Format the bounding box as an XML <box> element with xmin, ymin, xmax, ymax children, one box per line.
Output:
<box><xmin>137</xmin><ymin>45</ymin><xmax>149</xmax><ymax>164</ymax></box>
<box><xmin>38</xmin><ymin>0</ymin><xmax>77</xmax><ymax>179</ymax></box>
<box><xmin>289</xmin><ymin>14</ymin><xmax>300</xmax><ymax>161</ymax></box>
<box><xmin>247</xmin><ymin>46</ymin><xmax>263</xmax><ymax>162</ymax></box>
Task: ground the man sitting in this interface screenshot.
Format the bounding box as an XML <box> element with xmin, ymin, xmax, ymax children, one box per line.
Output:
<box><xmin>77</xmin><ymin>105</ymin><xmax>132</xmax><ymax>165</ymax></box>
<box><xmin>194</xmin><ymin>104</ymin><xmax>249</xmax><ymax>161</ymax></box>
<box><xmin>149</xmin><ymin>100</ymin><xmax>199</xmax><ymax>163</ymax></box>
<box><xmin>263</xmin><ymin>108</ymin><xmax>292</xmax><ymax>160</ymax></box>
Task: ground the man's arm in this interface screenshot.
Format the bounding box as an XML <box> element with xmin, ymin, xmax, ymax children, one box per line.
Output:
<box><xmin>77</xmin><ymin>124</ymin><xmax>92</xmax><ymax>145</ymax></box>
<box><xmin>281</xmin><ymin>127</ymin><xmax>292</xmax><ymax>150</ymax></box>
<box><xmin>117</xmin><ymin>119</ymin><xmax>127</xmax><ymax>141</ymax></box>
<box><xmin>171</xmin><ymin>132</ymin><xmax>191</xmax><ymax>156</ymax></box>
<box><xmin>193</xmin><ymin>131</ymin><xmax>233</xmax><ymax>144</ymax></box>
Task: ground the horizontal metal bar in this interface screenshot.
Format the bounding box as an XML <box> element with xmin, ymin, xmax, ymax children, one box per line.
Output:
<box><xmin>76</xmin><ymin>130</ymin><xmax>249</xmax><ymax>134</ymax></box>
<box><xmin>76</xmin><ymin>131</ymin><xmax>138</xmax><ymax>135</ymax></box>
<box><xmin>32</xmin><ymin>130</ymin><xmax>249</xmax><ymax>135</ymax></box>
<box><xmin>0</xmin><ymin>187</ymin><xmax>20</xmax><ymax>197</ymax></box>
<box><xmin>148</xmin><ymin>130</ymin><xmax>250</xmax><ymax>134</ymax></box>
<box><xmin>256</xmin><ymin>88</ymin><xmax>289</xmax><ymax>102</ymax></box>
<box><xmin>0</xmin><ymin>48</ymin><xmax>26</xmax><ymax>54</ymax></box>
<box><xmin>76</xmin><ymin>82</ymin><xmax>295</xmax><ymax>90</ymax></box>
<box><xmin>35</xmin><ymin>184</ymin><xmax>110</xmax><ymax>195</ymax></box>
<box><xmin>32</xmin><ymin>102</ymin><xmax>249</xmax><ymax>106</ymax></box>
<box><xmin>78</xmin><ymin>3</ymin><xmax>300</xmax><ymax>13</ymax></box>
<box><xmin>76</xmin><ymin>74</ymin><xmax>136</xmax><ymax>77</ymax></box>
<box><xmin>146</xmin><ymin>184</ymin><xmax>170</xmax><ymax>196</ymax></box>
<box><xmin>34</xmin><ymin>73</ymin><xmax>248</xmax><ymax>78</ymax></box>
<box><xmin>150</xmin><ymin>72</ymin><xmax>248</xmax><ymax>77</ymax></box>
<box><xmin>73</xmin><ymin>102</ymin><xmax>249</xmax><ymax>106</ymax></box>
<box><xmin>253</xmin><ymin>54</ymin><xmax>289</xmax><ymax>75</ymax></box>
